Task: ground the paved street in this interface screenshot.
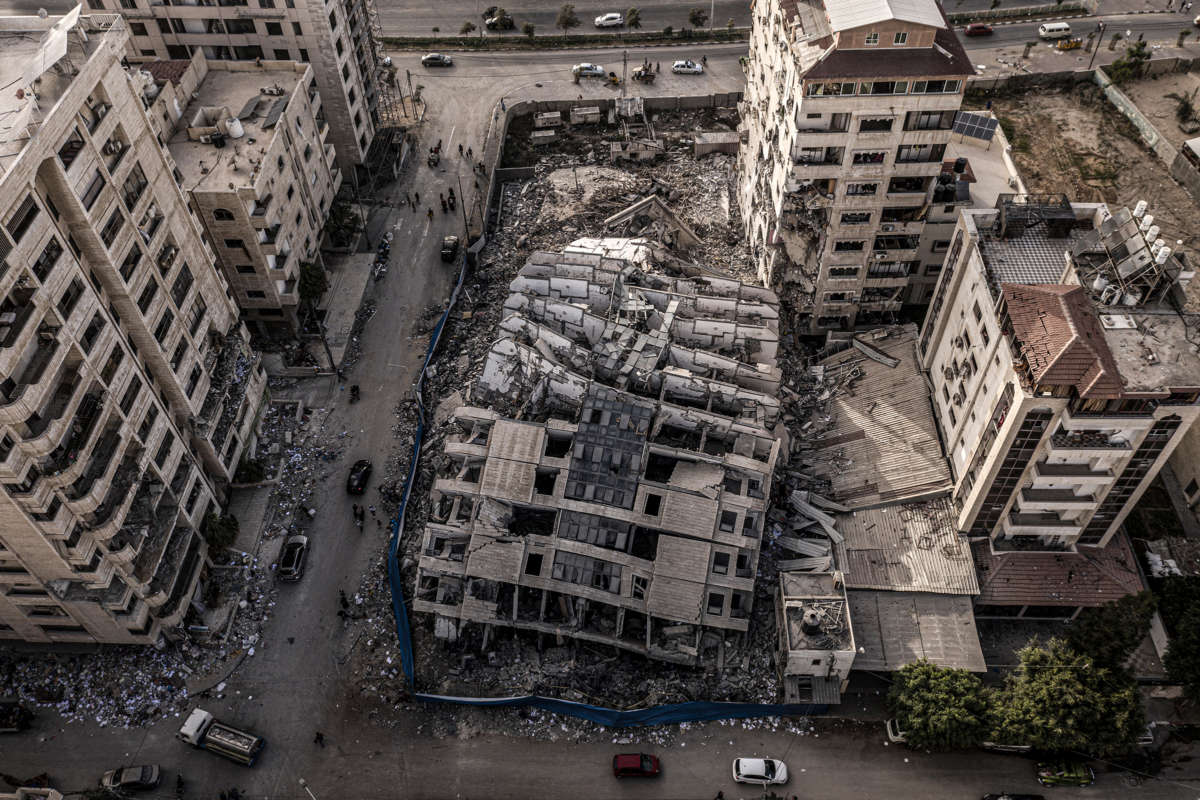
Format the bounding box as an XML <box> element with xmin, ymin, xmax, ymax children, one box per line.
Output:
<box><xmin>5</xmin><ymin>19</ymin><xmax>1200</xmax><ymax>800</ymax></box>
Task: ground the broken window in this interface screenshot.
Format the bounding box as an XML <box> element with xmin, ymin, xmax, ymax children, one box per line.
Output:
<box><xmin>828</xmin><ymin>266</ymin><xmax>859</xmax><ymax>278</ymax></box>
<box><xmin>846</xmin><ymin>183</ymin><xmax>877</xmax><ymax>196</ymax></box>
<box><xmin>632</xmin><ymin>575</ymin><xmax>648</xmax><ymax>599</ymax></box>
<box><xmin>644</xmin><ymin>452</ymin><xmax>679</xmax><ymax>482</ymax></box>
<box><xmin>742</xmin><ymin>512</ymin><xmax>760</xmax><ymax>537</ymax></box>
<box><xmin>747</xmin><ymin>479</ymin><xmax>763</xmax><ymax>499</ymax></box>
<box><xmin>524</xmin><ymin>553</ymin><xmax>543</xmax><ymax>576</ymax></box>
<box><xmin>858</xmin><ymin>117</ymin><xmax>893</xmax><ymax>132</ymax></box>
<box><xmin>533</xmin><ymin>469</ymin><xmax>558</xmax><ymax>495</ymax></box>
<box><xmin>707</xmin><ymin>592</ymin><xmax>725</xmax><ymax>615</ymax></box>
<box><xmin>643</xmin><ymin>493</ymin><xmax>662</xmax><ymax>516</ymax></box>
<box><xmin>719</xmin><ymin>510</ymin><xmax>737</xmax><ymax>533</ymax></box>
<box><xmin>508</xmin><ymin>506</ymin><xmax>556</xmax><ymax>536</ymax></box>
<box><xmin>544</xmin><ymin>432</ymin><xmax>573</xmax><ymax>458</ymax></box>
<box><xmin>711</xmin><ymin>552</ymin><xmax>729</xmax><ymax>575</ymax></box>
<box><xmin>840</xmin><ymin>212</ymin><xmax>871</xmax><ymax>225</ymax></box>
<box><xmin>833</xmin><ymin>240</ymin><xmax>865</xmax><ymax>252</ymax></box>
<box><xmin>551</xmin><ymin>551</ymin><xmax>622</xmax><ymax>594</ymax></box>
<box><xmin>852</xmin><ymin>151</ymin><xmax>886</xmax><ymax>165</ymax></box>
<box><xmin>722</xmin><ymin>475</ymin><xmax>742</xmax><ymax>495</ymax></box>
<box><xmin>736</xmin><ymin>551</ymin><xmax>752</xmax><ymax>578</ymax></box>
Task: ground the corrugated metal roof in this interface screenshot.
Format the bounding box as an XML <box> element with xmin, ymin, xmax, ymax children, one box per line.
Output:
<box><xmin>848</xmin><ymin>590</ymin><xmax>986</xmax><ymax>671</ymax></box>
<box><xmin>835</xmin><ymin>497</ymin><xmax>979</xmax><ymax>595</ymax></box>
<box><xmin>973</xmin><ymin>533</ymin><xmax>1144</xmax><ymax>607</ymax></box>
<box><xmin>824</xmin><ymin>0</ymin><xmax>945</xmax><ymax>32</ymax></box>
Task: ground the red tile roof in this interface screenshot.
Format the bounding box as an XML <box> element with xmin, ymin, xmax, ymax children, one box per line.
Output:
<box><xmin>142</xmin><ymin>60</ymin><xmax>191</xmax><ymax>86</ymax></box>
<box><xmin>805</xmin><ymin>6</ymin><xmax>974</xmax><ymax>80</ymax></box>
<box><xmin>1001</xmin><ymin>283</ymin><xmax>1125</xmax><ymax>399</ymax></box>
<box><xmin>972</xmin><ymin>534</ymin><xmax>1144</xmax><ymax>607</ymax></box>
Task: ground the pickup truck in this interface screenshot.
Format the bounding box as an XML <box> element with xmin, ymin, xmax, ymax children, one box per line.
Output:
<box><xmin>177</xmin><ymin>708</ymin><xmax>265</xmax><ymax>765</ymax></box>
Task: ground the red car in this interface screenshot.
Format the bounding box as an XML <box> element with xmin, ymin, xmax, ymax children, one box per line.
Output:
<box><xmin>964</xmin><ymin>23</ymin><xmax>994</xmax><ymax>36</ymax></box>
<box><xmin>612</xmin><ymin>753</ymin><xmax>661</xmax><ymax>777</ymax></box>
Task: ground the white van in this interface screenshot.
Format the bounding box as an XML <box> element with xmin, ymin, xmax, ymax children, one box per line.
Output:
<box><xmin>1038</xmin><ymin>22</ymin><xmax>1072</xmax><ymax>39</ymax></box>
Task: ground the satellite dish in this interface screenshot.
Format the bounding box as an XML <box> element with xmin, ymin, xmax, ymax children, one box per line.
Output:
<box><xmin>16</xmin><ymin>89</ymin><xmax>24</xmax><ymax>99</ymax></box>
<box><xmin>37</xmin><ymin>8</ymin><xmax>47</xmax><ymax>17</ymax></box>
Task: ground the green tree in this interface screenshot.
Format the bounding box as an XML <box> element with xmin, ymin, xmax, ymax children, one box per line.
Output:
<box><xmin>888</xmin><ymin>660</ymin><xmax>991</xmax><ymax>751</ymax></box>
<box><xmin>625</xmin><ymin>7</ymin><xmax>641</xmax><ymax>29</ymax></box>
<box><xmin>726</xmin><ymin>17</ymin><xmax>736</xmax><ymax>34</ymax></box>
<box><xmin>298</xmin><ymin>260</ymin><xmax>328</xmax><ymax>305</ymax></box>
<box><xmin>1108</xmin><ymin>39</ymin><xmax>1151</xmax><ymax>84</ymax></box>
<box><xmin>203</xmin><ymin>512</ymin><xmax>240</xmax><ymax>551</ymax></box>
<box><xmin>1067</xmin><ymin>591</ymin><xmax>1156</xmax><ymax>669</ymax></box>
<box><xmin>522</xmin><ymin>21</ymin><xmax>536</xmax><ymax>37</ymax></box>
<box><xmin>1164</xmin><ymin>606</ymin><xmax>1200</xmax><ymax>701</ymax></box>
<box><xmin>688</xmin><ymin>7</ymin><xmax>709</xmax><ymax>28</ymax></box>
<box><xmin>460</xmin><ymin>20</ymin><xmax>476</xmax><ymax>35</ymax></box>
<box><xmin>556</xmin><ymin>3</ymin><xmax>580</xmax><ymax>33</ymax></box>
<box><xmin>991</xmin><ymin>638</ymin><xmax>1143</xmax><ymax>756</ymax></box>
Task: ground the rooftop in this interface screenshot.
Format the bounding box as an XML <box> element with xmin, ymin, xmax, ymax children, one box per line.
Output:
<box><xmin>805</xmin><ymin>8</ymin><xmax>973</xmax><ymax>81</ymax></box>
<box><xmin>167</xmin><ymin>62</ymin><xmax>304</xmax><ymax>193</ymax></box>
<box><xmin>780</xmin><ymin>571</ymin><xmax>852</xmax><ymax>652</ymax></box>
<box><xmin>807</xmin><ymin>325</ymin><xmax>952</xmax><ymax>508</ymax></box>
<box><xmin>945</xmin><ymin>132</ymin><xmax>1023</xmax><ymax>210</ymax></box>
<box><xmin>848</xmin><ymin>590</ymin><xmax>985</xmax><ymax>671</ymax></box>
<box><xmin>1100</xmin><ymin>311</ymin><xmax>1200</xmax><ymax>393</ymax></box>
<box><xmin>0</xmin><ymin>11</ymin><xmax>112</xmax><ymax>174</ymax></box>
<box><xmin>972</xmin><ymin>532</ymin><xmax>1144</xmax><ymax>607</ymax></box>
<box><xmin>823</xmin><ymin>0</ymin><xmax>945</xmax><ymax>33</ymax></box>
<box><xmin>835</xmin><ymin>497</ymin><xmax>978</xmax><ymax>594</ymax></box>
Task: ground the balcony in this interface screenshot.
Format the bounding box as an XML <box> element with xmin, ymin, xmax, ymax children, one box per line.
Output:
<box><xmin>993</xmin><ymin>535</ymin><xmax>1074</xmax><ymax>553</ymax></box>
<box><xmin>25</xmin><ymin>364</ymin><xmax>82</xmax><ymax>438</ymax></box>
<box><xmin>63</xmin><ymin>423</ymin><xmax>122</xmax><ymax>501</ymax></box>
<box><xmin>83</xmin><ymin>452</ymin><xmax>141</xmax><ymax>535</ymax></box>
<box><xmin>1020</xmin><ymin>488</ymin><xmax>1097</xmax><ymax>511</ymax></box>
<box><xmin>0</xmin><ymin>292</ymin><xmax>38</xmax><ymax>349</ymax></box>
<box><xmin>1</xmin><ymin>332</ymin><xmax>60</xmax><ymax>407</ymax></box>
<box><xmin>46</xmin><ymin>392</ymin><xmax>102</xmax><ymax>476</ymax></box>
<box><xmin>1004</xmin><ymin>511</ymin><xmax>1081</xmax><ymax>536</ymax></box>
<box><xmin>1034</xmin><ymin>461</ymin><xmax>1113</xmax><ymax>482</ymax></box>
<box><xmin>1049</xmin><ymin>431</ymin><xmax>1131</xmax><ymax>454</ymax></box>
<box><xmin>260</xmin><ymin>224</ymin><xmax>280</xmax><ymax>245</ymax></box>
<box><xmin>1062</xmin><ymin>406</ymin><xmax>1156</xmax><ymax>430</ymax></box>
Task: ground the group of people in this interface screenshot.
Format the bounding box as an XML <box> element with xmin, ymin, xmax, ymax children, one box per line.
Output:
<box><xmin>410</xmin><ymin>142</ymin><xmax>477</xmax><ymax>221</ymax></box>
<box><xmin>350</xmin><ymin>503</ymin><xmax>379</xmax><ymax>530</ymax></box>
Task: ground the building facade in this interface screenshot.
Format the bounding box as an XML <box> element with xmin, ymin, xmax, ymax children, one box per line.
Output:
<box><xmin>141</xmin><ymin>53</ymin><xmax>340</xmax><ymax>335</ymax></box>
<box><xmin>738</xmin><ymin>0</ymin><xmax>972</xmax><ymax>333</ymax></box>
<box><xmin>99</xmin><ymin>0</ymin><xmax>378</xmax><ymax>169</ymax></box>
<box><xmin>919</xmin><ymin>196</ymin><xmax>1200</xmax><ymax>553</ymax></box>
<box><xmin>0</xmin><ymin>13</ymin><xmax>266</xmax><ymax>644</ymax></box>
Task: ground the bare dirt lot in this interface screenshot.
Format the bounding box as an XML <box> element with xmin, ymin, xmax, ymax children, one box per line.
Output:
<box><xmin>970</xmin><ymin>82</ymin><xmax>1200</xmax><ymax>264</ymax></box>
<box><xmin>1123</xmin><ymin>70</ymin><xmax>1200</xmax><ymax>152</ymax></box>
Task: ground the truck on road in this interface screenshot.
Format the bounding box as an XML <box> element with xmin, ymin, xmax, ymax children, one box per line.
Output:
<box><xmin>176</xmin><ymin>708</ymin><xmax>265</xmax><ymax>765</ymax></box>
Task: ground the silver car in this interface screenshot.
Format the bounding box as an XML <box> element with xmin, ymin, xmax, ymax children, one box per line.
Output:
<box><xmin>101</xmin><ymin>765</ymin><xmax>160</xmax><ymax>791</ymax></box>
<box><xmin>672</xmin><ymin>59</ymin><xmax>704</xmax><ymax>74</ymax></box>
<box><xmin>572</xmin><ymin>63</ymin><xmax>606</xmax><ymax>77</ymax></box>
<box><xmin>594</xmin><ymin>12</ymin><xmax>623</xmax><ymax>27</ymax></box>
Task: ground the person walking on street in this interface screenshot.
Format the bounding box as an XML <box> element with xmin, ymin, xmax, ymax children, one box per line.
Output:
<box><xmin>414</xmin><ymin>191</ymin><xmax>420</xmax><ymax>205</ymax></box>
<box><xmin>656</xmin><ymin>62</ymin><xmax>660</xmax><ymax>72</ymax></box>
<box><xmin>440</xmin><ymin>198</ymin><xmax>448</xmax><ymax>213</ymax></box>
<box><xmin>458</xmin><ymin>143</ymin><xmax>464</xmax><ymax>156</ymax></box>
<box><xmin>339</xmin><ymin>590</ymin><xmax>349</xmax><ymax>609</ymax></box>
<box><xmin>427</xmin><ymin>207</ymin><xmax>434</xmax><ymax>221</ymax></box>
<box><xmin>369</xmin><ymin>505</ymin><xmax>376</xmax><ymax>516</ymax></box>
<box><xmin>352</xmin><ymin>503</ymin><xmax>359</xmax><ymax>519</ymax></box>
<box><xmin>467</xmin><ymin>146</ymin><xmax>473</xmax><ymax>159</ymax></box>
<box><xmin>314</xmin><ymin>731</ymin><xmax>325</xmax><ymax>747</ymax></box>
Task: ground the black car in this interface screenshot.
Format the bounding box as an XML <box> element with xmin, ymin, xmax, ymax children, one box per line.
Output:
<box><xmin>101</xmin><ymin>765</ymin><xmax>161</xmax><ymax>791</ymax></box>
<box><xmin>278</xmin><ymin>535</ymin><xmax>309</xmax><ymax>581</ymax></box>
<box><xmin>347</xmin><ymin>459</ymin><xmax>372</xmax><ymax>494</ymax></box>
<box><xmin>421</xmin><ymin>53</ymin><xmax>453</xmax><ymax>67</ymax></box>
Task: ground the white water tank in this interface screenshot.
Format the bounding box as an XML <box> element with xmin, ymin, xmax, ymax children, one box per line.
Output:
<box><xmin>1092</xmin><ymin>274</ymin><xmax>1110</xmax><ymax>291</ymax></box>
<box><xmin>1157</xmin><ymin>247</ymin><xmax>1173</xmax><ymax>265</ymax></box>
<box><xmin>1122</xmin><ymin>290</ymin><xmax>1142</xmax><ymax>306</ymax></box>
<box><xmin>1140</xmin><ymin>213</ymin><xmax>1155</xmax><ymax>232</ymax></box>
<box><xmin>1146</xmin><ymin>225</ymin><xmax>1160</xmax><ymax>242</ymax></box>
<box><xmin>226</xmin><ymin>117</ymin><xmax>245</xmax><ymax>139</ymax></box>
<box><xmin>1133</xmin><ymin>200</ymin><xmax>1148</xmax><ymax>218</ymax></box>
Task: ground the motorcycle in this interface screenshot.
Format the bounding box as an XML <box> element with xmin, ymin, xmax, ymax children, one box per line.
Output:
<box><xmin>373</xmin><ymin>263</ymin><xmax>387</xmax><ymax>281</ymax></box>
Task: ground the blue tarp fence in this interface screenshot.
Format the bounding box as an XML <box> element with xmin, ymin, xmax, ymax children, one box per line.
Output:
<box><xmin>383</xmin><ymin>254</ymin><xmax>828</xmax><ymax>726</ymax></box>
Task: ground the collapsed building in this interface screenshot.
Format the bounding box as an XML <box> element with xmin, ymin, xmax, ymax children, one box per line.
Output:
<box><xmin>413</xmin><ymin>238</ymin><xmax>784</xmax><ymax>666</ymax></box>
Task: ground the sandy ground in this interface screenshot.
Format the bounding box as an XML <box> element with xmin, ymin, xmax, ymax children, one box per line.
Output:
<box><xmin>1123</xmin><ymin>70</ymin><xmax>1200</xmax><ymax>150</ymax></box>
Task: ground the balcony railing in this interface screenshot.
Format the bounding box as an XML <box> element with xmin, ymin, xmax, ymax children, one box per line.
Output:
<box><xmin>1050</xmin><ymin>432</ymin><xmax>1130</xmax><ymax>451</ymax></box>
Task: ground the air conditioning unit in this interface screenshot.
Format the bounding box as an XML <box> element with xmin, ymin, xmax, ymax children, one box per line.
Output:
<box><xmin>880</xmin><ymin>224</ymin><xmax>895</xmax><ymax>232</ymax></box>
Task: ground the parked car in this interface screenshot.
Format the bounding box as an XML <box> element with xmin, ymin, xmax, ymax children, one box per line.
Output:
<box><xmin>346</xmin><ymin>459</ymin><xmax>372</xmax><ymax>494</ymax></box>
<box><xmin>485</xmin><ymin>12</ymin><xmax>514</xmax><ymax>30</ymax></box>
<box><xmin>1035</xmin><ymin>760</ymin><xmax>1094</xmax><ymax>787</ymax></box>
<box><xmin>612</xmin><ymin>753</ymin><xmax>660</xmax><ymax>777</ymax></box>
<box><xmin>593</xmin><ymin>12</ymin><xmax>623</xmax><ymax>27</ymax></box>
<box><xmin>277</xmin><ymin>535</ymin><xmax>309</xmax><ymax>581</ymax></box>
<box><xmin>572</xmin><ymin>63</ymin><xmax>606</xmax><ymax>77</ymax></box>
<box><xmin>421</xmin><ymin>53</ymin><xmax>453</xmax><ymax>67</ymax></box>
<box><xmin>982</xmin><ymin>795</ymin><xmax>1045</xmax><ymax>800</ymax></box>
<box><xmin>441</xmin><ymin>235</ymin><xmax>460</xmax><ymax>262</ymax></box>
<box><xmin>732</xmin><ymin>757</ymin><xmax>788</xmax><ymax>785</ymax></box>
<box><xmin>671</xmin><ymin>59</ymin><xmax>704</xmax><ymax>74</ymax></box>
<box><xmin>101</xmin><ymin>766</ymin><xmax>161</xmax><ymax>791</ymax></box>
<box><xmin>964</xmin><ymin>22</ymin><xmax>994</xmax><ymax>36</ymax></box>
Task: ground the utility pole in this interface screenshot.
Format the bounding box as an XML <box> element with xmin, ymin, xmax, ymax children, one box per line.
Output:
<box><xmin>456</xmin><ymin>171</ymin><xmax>469</xmax><ymax>233</ymax></box>
<box><xmin>405</xmin><ymin>69</ymin><xmax>414</xmax><ymax>104</ymax></box>
<box><xmin>621</xmin><ymin>49</ymin><xmax>627</xmax><ymax>97</ymax></box>
<box><xmin>1088</xmin><ymin>21</ymin><xmax>1106</xmax><ymax>70</ymax></box>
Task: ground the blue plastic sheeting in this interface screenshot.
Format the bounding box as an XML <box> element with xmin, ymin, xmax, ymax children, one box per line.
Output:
<box><xmin>416</xmin><ymin>694</ymin><xmax>827</xmax><ymax>728</ymax></box>
<box><xmin>381</xmin><ymin>250</ymin><xmax>819</xmax><ymax>727</ymax></box>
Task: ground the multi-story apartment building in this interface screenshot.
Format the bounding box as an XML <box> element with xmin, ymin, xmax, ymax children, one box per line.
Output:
<box><xmin>919</xmin><ymin>195</ymin><xmax>1200</xmax><ymax>554</ymax></box>
<box><xmin>139</xmin><ymin>53</ymin><xmax>341</xmax><ymax>335</ymax></box>
<box><xmin>0</xmin><ymin>12</ymin><xmax>266</xmax><ymax>644</ymax></box>
<box><xmin>739</xmin><ymin>0</ymin><xmax>973</xmax><ymax>333</ymax></box>
<box><xmin>100</xmin><ymin>0</ymin><xmax>378</xmax><ymax>169</ymax></box>
<box><xmin>413</xmin><ymin>240</ymin><xmax>783</xmax><ymax>664</ymax></box>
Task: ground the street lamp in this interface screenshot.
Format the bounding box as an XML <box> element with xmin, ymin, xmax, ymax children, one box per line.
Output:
<box><xmin>298</xmin><ymin>778</ymin><xmax>319</xmax><ymax>800</ymax></box>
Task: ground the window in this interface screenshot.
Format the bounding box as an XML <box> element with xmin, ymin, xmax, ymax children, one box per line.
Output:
<box><xmin>121</xmin><ymin>163</ymin><xmax>148</xmax><ymax>210</ymax></box>
<box><xmin>342</xmin><ymin>64</ymin><xmax>350</xmax><ymax>81</ymax></box>
<box><xmin>632</xmin><ymin>575</ymin><xmax>648</xmax><ymax>599</ymax></box>
<box><xmin>32</xmin><ymin>237</ymin><xmax>63</xmax><ymax>282</ymax></box>
<box><xmin>328</xmin><ymin>9</ymin><xmax>337</xmax><ymax>30</ymax></box>
<box><xmin>858</xmin><ymin>117</ymin><xmax>893</xmax><ymax>133</ymax></box>
<box><xmin>846</xmin><ymin>183</ymin><xmax>877</xmax><ymax>196</ymax></box>
<box><xmin>171</xmin><ymin>264</ymin><xmax>193</xmax><ymax>307</ymax></box>
<box><xmin>864</xmin><ymin>32</ymin><xmax>879</xmax><ymax>45</ymax></box>
<box><xmin>712</xmin><ymin>552</ymin><xmax>729</xmax><ymax>575</ymax></box>
<box><xmin>129</xmin><ymin>21</ymin><xmax>147</xmax><ymax>35</ymax></box>
<box><xmin>246</xmin><ymin>290</ymin><xmax>266</xmax><ymax>299</ymax></box>
<box><xmin>188</xmin><ymin>298</ymin><xmax>207</xmax><ymax>336</ymax></box>
<box><xmin>1187</xmin><ymin>479</ymin><xmax>1199</xmax><ymax>499</ymax></box>
<box><xmin>81</xmin><ymin>313</ymin><xmax>105</xmax><ymax>354</ymax></box>
<box><xmin>156</xmin><ymin>18</ymin><xmax>170</xmax><ymax>33</ymax></box>
<box><xmin>213</xmin><ymin>208</ymin><xmax>235</xmax><ymax>221</ymax></box>
<box><xmin>852</xmin><ymin>151</ymin><xmax>886</xmax><ymax>165</ymax></box>
<box><xmin>100</xmin><ymin>209</ymin><xmax>124</xmax><ymax>248</ymax></box>
<box><xmin>274</xmin><ymin>48</ymin><xmax>290</xmax><ymax>59</ymax></box>
<box><xmin>153</xmin><ymin>309</ymin><xmax>174</xmax><ymax>345</ymax></box>
<box><xmin>932</xmin><ymin>239</ymin><xmax>951</xmax><ymax>253</ymax></box>
<box><xmin>524</xmin><ymin>553</ymin><xmax>543</xmax><ymax>575</ymax></box>
<box><xmin>137</xmin><ymin>404</ymin><xmax>159</xmax><ymax>441</ymax></box>
<box><xmin>973</xmin><ymin>300</ymin><xmax>983</xmax><ymax>322</ymax></box>
<box><xmin>894</xmin><ymin>31</ymin><xmax>908</xmax><ymax>44</ymax></box>
<box><xmin>834</xmin><ymin>240</ymin><xmax>865</xmax><ymax>252</ymax></box>
<box><xmin>896</xmin><ymin>143</ymin><xmax>945</xmax><ymax>163</ymax></box>
<box><xmin>120</xmin><ymin>376</ymin><xmax>141</xmax><ymax>414</ymax></box>
<box><xmin>719</xmin><ymin>510</ymin><xmax>737</xmax><ymax>532</ymax></box>
<box><xmin>828</xmin><ymin>266</ymin><xmax>859</xmax><ymax>278</ymax></box>
<box><xmin>911</xmin><ymin>79</ymin><xmax>961</xmax><ymax>94</ymax></box>
<box><xmin>859</xmin><ymin>81</ymin><xmax>907</xmax><ymax>95</ymax></box>
<box><xmin>226</xmin><ymin>19</ymin><xmax>256</xmax><ymax>34</ymax></box>
<box><xmin>186</xmin><ymin>364</ymin><xmax>202</xmax><ymax>397</ymax></box>
<box><xmin>643</xmin><ymin>493</ymin><xmax>662</xmax><ymax>516</ymax></box>
<box><xmin>80</xmin><ymin>170</ymin><xmax>105</xmax><ymax>211</ymax></box>
<box><xmin>905</xmin><ymin>110</ymin><xmax>956</xmax><ymax>131</ymax></box>
<box><xmin>58</xmin><ymin>128</ymin><xmax>85</xmax><ymax>169</ymax></box>
<box><xmin>805</xmin><ymin>81</ymin><xmax>857</xmax><ymax>97</ymax></box>
<box><xmin>155</xmin><ymin>430</ymin><xmax>175</xmax><ymax>468</ymax></box>
<box><xmin>336</xmin><ymin>37</ymin><xmax>344</xmax><ymax>56</ymax></box>
<box><xmin>170</xmin><ymin>340</ymin><xmax>187</xmax><ymax>372</ymax></box>
<box><xmin>707</xmin><ymin>592</ymin><xmax>724</xmax><ymax>615</ymax></box>
<box><xmin>224</xmin><ymin>238</ymin><xmax>246</xmax><ymax>250</ymax></box>
<box><xmin>259</xmin><ymin>0</ymin><xmax>275</xmax><ymax>6</ymax></box>
<box><xmin>6</xmin><ymin>195</ymin><xmax>40</xmax><ymax>244</ymax></box>
<box><xmin>348</xmin><ymin>87</ymin><xmax>356</xmax><ymax>105</ymax></box>
<box><xmin>299</xmin><ymin>48</ymin><xmax>309</xmax><ymax>62</ymax></box>
<box><xmin>235</xmin><ymin>264</ymin><xmax>256</xmax><ymax>274</ymax></box>
<box><xmin>266</xmin><ymin>21</ymin><xmax>282</xmax><ymax>35</ymax></box>
<box><xmin>137</xmin><ymin>279</ymin><xmax>159</xmax><ymax>314</ymax></box>
<box><xmin>293</xmin><ymin>21</ymin><xmax>303</xmax><ymax>34</ymax></box>
<box><xmin>58</xmin><ymin>278</ymin><xmax>85</xmax><ymax>317</ymax></box>
<box><xmin>100</xmin><ymin>346</ymin><xmax>123</xmax><ymax>384</ymax></box>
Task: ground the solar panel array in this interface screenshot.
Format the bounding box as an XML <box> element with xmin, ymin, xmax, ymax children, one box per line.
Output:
<box><xmin>952</xmin><ymin>111</ymin><xmax>998</xmax><ymax>141</ymax></box>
